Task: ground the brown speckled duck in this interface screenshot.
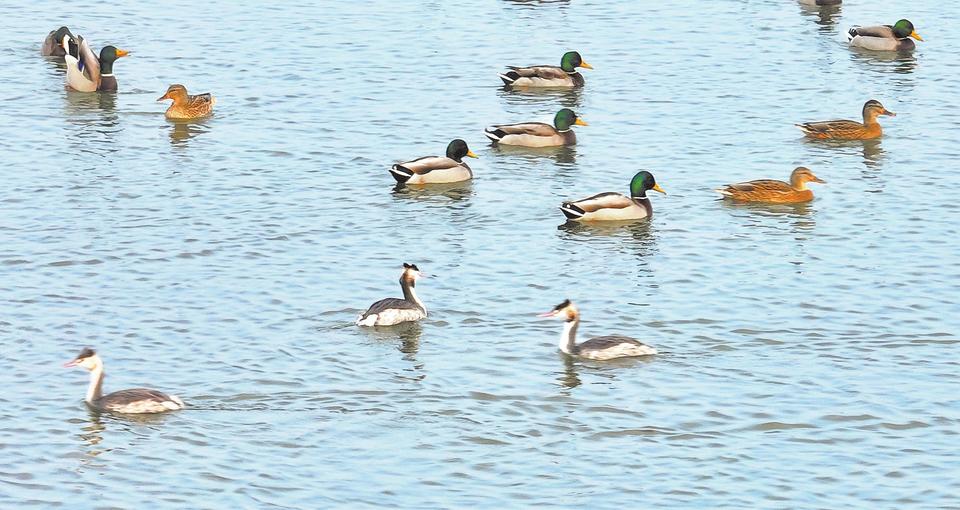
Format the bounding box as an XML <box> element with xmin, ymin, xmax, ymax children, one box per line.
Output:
<box><xmin>157</xmin><ymin>84</ymin><xmax>216</xmax><ymax>120</ymax></box>
<box><xmin>796</xmin><ymin>100</ymin><xmax>895</xmax><ymax>140</ymax></box>
<box><xmin>716</xmin><ymin>167</ymin><xmax>825</xmax><ymax>204</ymax></box>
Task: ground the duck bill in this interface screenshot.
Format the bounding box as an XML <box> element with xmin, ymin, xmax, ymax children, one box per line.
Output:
<box><xmin>157</xmin><ymin>92</ymin><xmax>170</xmax><ymax>101</ymax></box>
<box><xmin>652</xmin><ymin>184</ymin><xmax>667</xmax><ymax>194</ymax></box>
<box><xmin>115</xmin><ymin>48</ymin><xmax>130</xmax><ymax>57</ymax></box>
<box><xmin>579</xmin><ymin>61</ymin><xmax>594</xmax><ymax>70</ymax></box>
<box><xmin>812</xmin><ymin>176</ymin><xmax>826</xmax><ymax>184</ymax></box>
<box><xmin>910</xmin><ymin>31</ymin><xmax>923</xmax><ymax>41</ymax></box>
<box><xmin>882</xmin><ymin>108</ymin><xmax>896</xmax><ymax>117</ymax></box>
<box><xmin>574</xmin><ymin>118</ymin><xmax>588</xmax><ymax>126</ymax></box>
<box><xmin>466</xmin><ymin>150</ymin><xmax>479</xmax><ymax>159</ymax></box>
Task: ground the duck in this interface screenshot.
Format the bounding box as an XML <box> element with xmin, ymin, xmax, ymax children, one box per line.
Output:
<box><xmin>499</xmin><ymin>51</ymin><xmax>593</xmax><ymax>88</ymax></box>
<box><xmin>157</xmin><ymin>84</ymin><xmax>216</xmax><ymax>120</ymax></box>
<box><xmin>796</xmin><ymin>99</ymin><xmax>895</xmax><ymax>140</ymax></box>
<box><xmin>390</xmin><ymin>139</ymin><xmax>478</xmax><ymax>185</ymax></box>
<box><xmin>63</xmin><ymin>348</ymin><xmax>185</xmax><ymax>414</ymax></box>
<box><xmin>356</xmin><ymin>263</ymin><xmax>427</xmax><ymax>327</ymax></box>
<box><xmin>484</xmin><ymin>109</ymin><xmax>586</xmax><ymax>147</ymax></box>
<box><xmin>539</xmin><ymin>300</ymin><xmax>657</xmax><ymax>361</ymax></box>
<box><xmin>716</xmin><ymin>167</ymin><xmax>825</xmax><ymax>204</ymax></box>
<box><xmin>848</xmin><ymin>19</ymin><xmax>923</xmax><ymax>51</ymax></box>
<box><xmin>561</xmin><ymin>171</ymin><xmax>665</xmax><ymax>222</ymax></box>
<box><xmin>798</xmin><ymin>0</ymin><xmax>841</xmax><ymax>6</ymax></box>
<box><xmin>62</xmin><ymin>35</ymin><xmax>128</xmax><ymax>92</ymax></box>
<box><xmin>41</xmin><ymin>26</ymin><xmax>74</xmax><ymax>57</ymax></box>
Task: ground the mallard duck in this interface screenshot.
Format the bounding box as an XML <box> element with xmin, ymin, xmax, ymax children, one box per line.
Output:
<box><xmin>484</xmin><ymin>109</ymin><xmax>586</xmax><ymax>147</ymax></box>
<box><xmin>798</xmin><ymin>0</ymin><xmax>841</xmax><ymax>6</ymax></box>
<box><xmin>41</xmin><ymin>26</ymin><xmax>73</xmax><ymax>57</ymax></box>
<box><xmin>62</xmin><ymin>35</ymin><xmax>128</xmax><ymax>92</ymax></box>
<box><xmin>796</xmin><ymin>99</ymin><xmax>895</xmax><ymax>140</ymax></box>
<box><xmin>715</xmin><ymin>167</ymin><xmax>825</xmax><ymax>204</ymax></box>
<box><xmin>561</xmin><ymin>171</ymin><xmax>665</xmax><ymax>222</ymax></box>
<box><xmin>157</xmin><ymin>84</ymin><xmax>216</xmax><ymax>120</ymax></box>
<box><xmin>390</xmin><ymin>139</ymin><xmax>478</xmax><ymax>185</ymax></box>
<box><xmin>848</xmin><ymin>19</ymin><xmax>923</xmax><ymax>51</ymax></box>
<box><xmin>539</xmin><ymin>299</ymin><xmax>657</xmax><ymax>361</ymax></box>
<box><xmin>356</xmin><ymin>263</ymin><xmax>427</xmax><ymax>327</ymax></box>
<box><xmin>499</xmin><ymin>51</ymin><xmax>593</xmax><ymax>88</ymax></box>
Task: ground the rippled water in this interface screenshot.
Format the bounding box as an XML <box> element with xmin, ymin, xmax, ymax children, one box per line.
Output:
<box><xmin>2</xmin><ymin>0</ymin><xmax>958</xmax><ymax>507</ymax></box>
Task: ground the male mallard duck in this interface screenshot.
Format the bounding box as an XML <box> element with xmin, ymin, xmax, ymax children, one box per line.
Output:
<box><xmin>715</xmin><ymin>167</ymin><xmax>825</xmax><ymax>204</ymax></box>
<box><xmin>848</xmin><ymin>19</ymin><xmax>923</xmax><ymax>51</ymax></box>
<box><xmin>499</xmin><ymin>51</ymin><xmax>593</xmax><ymax>88</ymax></box>
<box><xmin>62</xmin><ymin>35</ymin><xmax>128</xmax><ymax>92</ymax></box>
<box><xmin>561</xmin><ymin>171</ymin><xmax>665</xmax><ymax>222</ymax></box>
<box><xmin>484</xmin><ymin>109</ymin><xmax>586</xmax><ymax>147</ymax></box>
<box><xmin>390</xmin><ymin>139</ymin><xmax>478</xmax><ymax>185</ymax></box>
<box><xmin>157</xmin><ymin>84</ymin><xmax>216</xmax><ymax>120</ymax></box>
<box><xmin>798</xmin><ymin>0</ymin><xmax>841</xmax><ymax>6</ymax></box>
<box><xmin>538</xmin><ymin>299</ymin><xmax>657</xmax><ymax>361</ymax></box>
<box><xmin>41</xmin><ymin>26</ymin><xmax>73</xmax><ymax>57</ymax></box>
<box><xmin>796</xmin><ymin>99</ymin><xmax>895</xmax><ymax>140</ymax></box>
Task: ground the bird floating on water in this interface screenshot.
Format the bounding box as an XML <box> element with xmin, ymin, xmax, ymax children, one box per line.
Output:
<box><xmin>158</xmin><ymin>84</ymin><xmax>216</xmax><ymax>120</ymax></box>
<box><xmin>716</xmin><ymin>167</ymin><xmax>825</xmax><ymax>204</ymax></box>
<box><xmin>64</xmin><ymin>348</ymin><xmax>185</xmax><ymax>414</ymax></box>
<box><xmin>357</xmin><ymin>263</ymin><xmax>428</xmax><ymax>327</ymax></box>
<box><xmin>796</xmin><ymin>99</ymin><xmax>895</xmax><ymax>140</ymax></box>
<box><xmin>61</xmin><ymin>34</ymin><xmax>128</xmax><ymax>92</ymax></box>
<box><xmin>561</xmin><ymin>171</ymin><xmax>665</xmax><ymax>222</ymax></box>
<box><xmin>484</xmin><ymin>109</ymin><xmax>586</xmax><ymax>147</ymax></box>
<box><xmin>499</xmin><ymin>51</ymin><xmax>593</xmax><ymax>88</ymax></box>
<box><xmin>390</xmin><ymin>139</ymin><xmax>478</xmax><ymax>185</ymax></box>
<box><xmin>539</xmin><ymin>300</ymin><xmax>658</xmax><ymax>361</ymax></box>
<box><xmin>848</xmin><ymin>19</ymin><xmax>923</xmax><ymax>51</ymax></box>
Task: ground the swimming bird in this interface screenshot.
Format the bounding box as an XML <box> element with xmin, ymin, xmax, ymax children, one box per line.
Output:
<box><xmin>356</xmin><ymin>263</ymin><xmax>427</xmax><ymax>327</ymax></box>
<box><xmin>561</xmin><ymin>171</ymin><xmax>665</xmax><ymax>222</ymax></box>
<box><xmin>796</xmin><ymin>99</ymin><xmax>895</xmax><ymax>140</ymax></box>
<box><xmin>63</xmin><ymin>348</ymin><xmax>185</xmax><ymax>414</ymax></box>
<box><xmin>499</xmin><ymin>51</ymin><xmax>593</xmax><ymax>88</ymax></box>
<box><xmin>41</xmin><ymin>26</ymin><xmax>74</xmax><ymax>57</ymax></box>
<box><xmin>716</xmin><ymin>167</ymin><xmax>825</xmax><ymax>204</ymax></box>
<box><xmin>539</xmin><ymin>300</ymin><xmax>657</xmax><ymax>361</ymax></box>
<box><xmin>157</xmin><ymin>84</ymin><xmax>216</xmax><ymax>120</ymax></box>
<box><xmin>484</xmin><ymin>109</ymin><xmax>586</xmax><ymax>147</ymax></box>
<box><xmin>61</xmin><ymin>35</ymin><xmax>128</xmax><ymax>92</ymax></box>
<box><xmin>848</xmin><ymin>19</ymin><xmax>923</xmax><ymax>51</ymax></box>
<box><xmin>798</xmin><ymin>0</ymin><xmax>841</xmax><ymax>6</ymax></box>
<box><xmin>390</xmin><ymin>139</ymin><xmax>478</xmax><ymax>185</ymax></box>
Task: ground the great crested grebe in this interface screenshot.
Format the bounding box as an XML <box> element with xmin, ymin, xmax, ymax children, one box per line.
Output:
<box><xmin>63</xmin><ymin>348</ymin><xmax>185</xmax><ymax>414</ymax></box>
<box><xmin>539</xmin><ymin>300</ymin><xmax>658</xmax><ymax>361</ymax></box>
<box><xmin>356</xmin><ymin>263</ymin><xmax>427</xmax><ymax>327</ymax></box>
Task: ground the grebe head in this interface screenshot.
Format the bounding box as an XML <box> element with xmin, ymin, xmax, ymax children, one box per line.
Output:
<box><xmin>401</xmin><ymin>263</ymin><xmax>425</xmax><ymax>283</ymax></box>
<box><xmin>538</xmin><ymin>299</ymin><xmax>579</xmax><ymax>321</ymax></box>
<box><xmin>63</xmin><ymin>347</ymin><xmax>102</xmax><ymax>371</ymax></box>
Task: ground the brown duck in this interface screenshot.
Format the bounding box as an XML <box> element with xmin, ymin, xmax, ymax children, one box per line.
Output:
<box><xmin>158</xmin><ymin>84</ymin><xmax>216</xmax><ymax>119</ymax></box>
<box><xmin>796</xmin><ymin>100</ymin><xmax>895</xmax><ymax>140</ymax></box>
<box><xmin>716</xmin><ymin>167</ymin><xmax>825</xmax><ymax>204</ymax></box>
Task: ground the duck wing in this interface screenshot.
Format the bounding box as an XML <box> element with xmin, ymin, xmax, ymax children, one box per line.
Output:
<box><xmin>77</xmin><ymin>36</ymin><xmax>100</xmax><ymax>83</ymax></box>
<box><xmin>486</xmin><ymin>122</ymin><xmax>558</xmax><ymax>137</ymax></box>
<box><xmin>505</xmin><ymin>65</ymin><xmax>569</xmax><ymax>80</ymax></box>
<box><xmin>848</xmin><ymin>24</ymin><xmax>896</xmax><ymax>40</ymax></box>
<box><xmin>796</xmin><ymin>119</ymin><xmax>864</xmax><ymax>138</ymax></box>
<box><xmin>564</xmin><ymin>192</ymin><xmax>634</xmax><ymax>212</ymax></box>
<box><xmin>395</xmin><ymin>156</ymin><xmax>461</xmax><ymax>175</ymax></box>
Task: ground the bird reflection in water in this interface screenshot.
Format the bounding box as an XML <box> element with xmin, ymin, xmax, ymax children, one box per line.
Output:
<box><xmin>798</xmin><ymin>3</ymin><xmax>842</xmax><ymax>31</ymax></box>
<box><xmin>490</xmin><ymin>144</ymin><xmax>577</xmax><ymax>166</ymax></box>
<box><xmin>361</xmin><ymin>321</ymin><xmax>425</xmax><ymax>369</ymax></box>
<box><xmin>557</xmin><ymin>354</ymin><xmax>657</xmax><ymax>390</ymax></box>
<box><xmin>392</xmin><ymin>181</ymin><xmax>474</xmax><ymax>203</ymax></box>
<box><xmin>169</xmin><ymin>118</ymin><xmax>211</xmax><ymax>147</ymax></box>
<box><xmin>497</xmin><ymin>86</ymin><xmax>582</xmax><ymax>110</ymax></box>
<box><xmin>558</xmin><ymin>218</ymin><xmax>659</xmax><ymax>256</ymax></box>
<box><xmin>848</xmin><ymin>47</ymin><xmax>918</xmax><ymax>76</ymax></box>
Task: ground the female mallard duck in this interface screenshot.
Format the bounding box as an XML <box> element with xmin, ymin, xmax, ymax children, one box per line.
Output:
<box><xmin>390</xmin><ymin>139</ymin><xmax>478</xmax><ymax>185</ymax></box>
<box><xmin>499</xmin><ymin>51</ymin><xmax>593</xmax><ymax>88</ymax></box>
<box><xmin>157</xmin><ymin>84</ymin><xmax>216</xmax><ymax>120</ymax></box>
<box><xmin>356</xmin><ymin>263</ymin><xmax>427</xmax><ymax>327</ymax></box>
<box><xmin>561</xmin><ymin>171</ymin><xmax>665</xmax><ymax>222</ymax></box>
<box><xmin>796</xmin><ymin>99</ymin><xmax>895</xmax><ymax>140</ymax></box>
<box><xmin>64</xmin><ymin>348</ymin><xmax>185</xmax><ymax>414</ymax></box>
<box><xmin>41</xmin><ymin>26</ymin><xmax>73</xmax><ymax>57</ymax></box>
<box><xmin>484</xmin><ymin>109</ymin><xmax>586</xmax><ymax>147</ymax></box>
<box><xmin>539</xmin><ymin>300</ymin><xmax>657</xmax><ymax>361</ymax></box>
<box><xmin>848</xmin><ymin>19</ymin><xmax>923</xmax><ymax>51</ymax></box>
<box><xmin>62</xmin><ymin>35</ymin><xmax>128</xmax><ymax>92</ymax></box>
<box><xmin>716</xmin><ymin>167</ymin><xmax>825</xmax><ymax>204</ymax></box>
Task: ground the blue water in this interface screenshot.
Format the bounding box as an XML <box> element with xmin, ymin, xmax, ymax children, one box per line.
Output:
<box><xmin>2</xmin><ymin>0</ymin><xmax>958</xmax><ymax>507</ymax></box>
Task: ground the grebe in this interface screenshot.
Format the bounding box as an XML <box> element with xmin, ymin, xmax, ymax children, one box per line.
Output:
<box><xmin>796</xmin><ymin>100</ymin><xmax>896</xmax><ymax>140</ymax></box>
<box><xmin>561</xmin><ymin>171</ymin><xmax>665</xmax><ymax>222</ymax></box>
<box><xmin>716</xmin><ymin>167</ymin><xmax>825</xmax><ymax>204</ymax></box>
<box><xmin>390</xmin><ymin>139</ymin><xmax>478</xmax><ymax>185</ymax></box>
<box><xmin>484</xmin><ymin>109</ymin><xmax>587</xmax><ymax>147</ymax></box>
<box><xmin>63</xmin><ymin>348</ymin><xmax>185</xmax><ymax>414</ymax></box>
<box><xmin>356</xmin><ymin>263</ymin><xmax>427</xmax><ymax>327</ymax></box>
<box><xmin>499</xmin><ymin>51</ymin><xmax>593</xmax><ymax>88</ymax></box>
<box><xmin>848</xmin><ymin>19</ymin><xmax>923</xmax><ymax>52</ymax></box>
<box><xmin>539</xmin><ymin>300</ymin><xmax>658</xmax><ymax>361</ymax></box>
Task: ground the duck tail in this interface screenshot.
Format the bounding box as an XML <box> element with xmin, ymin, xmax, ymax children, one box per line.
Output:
<box><xmin>846</xmin><ymin>26</ymin><xmax>860</xmax><ymax>42</ymax></box>
<box><xmin>560</xmin><ymin>202</ymin><xmax>585</xmax><ymax>220</ymax></box>
<box><xmin>714</xmin><ymin>187</ymin><xmax>733</xmax><ymax>198</ymax></box>
<box><xmin>389</xmin><ymin>164</ymin><xmax>414</xmax><ymax>183</ymax></box>
<box><xmin>484</xmin><ymin>127</ymin><xmax>504</xmax><ymax>143</ymax></box>
<box><xmin>498</xmin><ymin>71</ymin><xmax>519</xmax><ymax>86</ymax></box>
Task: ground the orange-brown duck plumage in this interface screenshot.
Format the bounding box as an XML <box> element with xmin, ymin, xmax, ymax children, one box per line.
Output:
<box><xmin>796</xmin><ymin>99</ymin><xmax>895</xmax><ymax>140</ymax></box>
<box><xmin>158</xmin><ymin>84</ymin><xmax>216</xmax><ymax>120</ymax></box>
<box><xmin>716</xmin><ymin>167</ymin><xmax>825</xmax><ymax>204</ymax></box>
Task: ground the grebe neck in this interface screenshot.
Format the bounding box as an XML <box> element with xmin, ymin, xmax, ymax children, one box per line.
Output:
<box><xmin>400</xmin><ymin>278</ymin><xmax>425</xmax><ymax>311</ymax></box>
<box><xmin>87</xmin><ymin>366</ymin><xmax>104</xmax><ymax>404</ymax></box>
<box><xmin>560</xmin><ymin>317</ymin><xmax>580</xmax><ymax>355</ymax></box>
